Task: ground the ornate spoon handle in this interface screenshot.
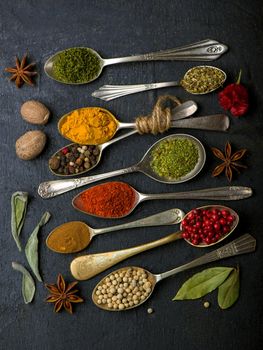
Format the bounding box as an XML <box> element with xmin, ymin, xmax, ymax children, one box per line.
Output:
<box><xmin>103</xmin><ymin>39</ymin><xmax>228</xmax><ymax>66</ymax></box>
<box><xmin>157</xmin><ymin>234</ymin><xmax>256</xmax><ymax>281</ymax></box>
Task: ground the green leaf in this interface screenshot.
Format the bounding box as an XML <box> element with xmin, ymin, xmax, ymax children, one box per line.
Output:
<box><xmin>12</xmin><ymin>262</ymin><xmax>35</xmax><ymax>304</ymax></box>
<box><xmin>25</xmin><ymin>211</ymin><xmax>51</xmax><ymax>282</ymax></box>
<box><xmin>11</xmin><ymin>192</ymin><xmax>28</xmax><ymax>251</ymax></box>
<box><xmin>218</xmin><ymin>267</ymin><xmax>240</xmax><ymax>309</ymax></box>
<box><xmin>173</xmin><ymin>267</ymin><xmax>234</xmax><ymax>300</ymax></box>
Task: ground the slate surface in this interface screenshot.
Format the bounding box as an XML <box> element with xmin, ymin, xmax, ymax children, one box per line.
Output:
<box><xmin>0</xmin><ymin>1</ymin><xmax>262</xmax><ymax>349</ymax></box>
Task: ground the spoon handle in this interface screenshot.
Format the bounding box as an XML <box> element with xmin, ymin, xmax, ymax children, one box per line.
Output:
<box><xmin>93</xmin><ymin>208</ymin><xmax>185</xmax><ymax>235</ymax></box>
<box><xmin>92</xmin><ymin>82</ymin><xmax>180</xmax><ymax>101</ymax></box>
<box><xmin>103</xmin><ymin>39</ymin><xmax>228</xmax><ymax>66</ymax></box>
<box><xmin>70</xmin><ymin>231</ymin><xmax>182</xmax><ymax>280</ymax></box>
<box><xmin>143</xmin><ymin>186</ymin><xmax>253</xmax><ymax>202</ymax></box>
<box><xmin>38</xmin><ymin>165</ymin><xmax>139</xmax><ymax>198</ymax></box>
<box><xmin>171</xmin><ymin>114</ymin><xmax>230</xmax><ymax>131</ymax></box>
<box><xmin>157</xmin><ymin>234</ymin><xmax>256</xmax><ymax>282</ymax></box>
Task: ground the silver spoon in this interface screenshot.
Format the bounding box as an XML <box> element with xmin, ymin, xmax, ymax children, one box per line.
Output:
<box><xmin>92</xmin><ymin>234</ymin><xmax>256</xmax><ymax>311</ymax></box>
<box><xmin>46</xmin><ymin>208</ymin><xmax>185</xmax><ymax>254</ymax></box>
<box><xmin>50</xmin><ymin>101</ymin><xmax>198</xmax><ymax>176</ymax></box>
<box><xmin>44</xmin><ymin>39</ymin><xmax>228</xmax><ymax>84</ymax></box>
<box><xmin>70</xmin><ymin>205</ymin><xmax>238</xmax><ymax>280</ymax></box>
<box><xmin>92</xmin><ymin>65</ymin><xmax>226</xmax><ymax>101</ymax></box>
<box><xmin>38</xmin><ymin>133</ymin><xmax>206</xmax><ymax>198</ymax></box>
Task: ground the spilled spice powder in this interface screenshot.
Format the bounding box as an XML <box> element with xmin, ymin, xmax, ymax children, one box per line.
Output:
<box><xmin>73</xmin><ymin>182</ymin><xmax>136</xmax><ymax>218</ymax></box>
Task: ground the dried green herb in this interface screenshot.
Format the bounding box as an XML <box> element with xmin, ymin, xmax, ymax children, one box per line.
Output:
<box><xmin>12</xmin><ymin>262</ymin><xmax>35</xmax><ymax>304</ymax></box>
<box><xmin>218</xmin><ymin>267</ymin><xmax>240</xmax><ymax>309</ymax></box>
<box><xmin>11</xmin><ymin>191</ymin><xmax>28</xmax><ymax>251</ymax></box>
<box><xmin>25</xmin><ymin>211</ymin><xmax>51</xmax><ymax>282</ymax></box>
<box><xmin>150</xmin><ymin>138</ymin><xmax>199</xmax><ymax>180</ymax></box>
<box><xmin>173</xmin><ymin>267</ymin><xmax>233</xmax><ymax>300</ymax></box>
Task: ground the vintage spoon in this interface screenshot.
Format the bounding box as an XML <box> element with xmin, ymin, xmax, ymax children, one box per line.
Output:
<box><xmin>91</xmin><ymin>234</ymin><xmax>256</xmax><ymax>311</ymax></box>
<box><xmin>51</xmin><ymin>101</ymin><xmax>199</xmax><ymax>176</ymax></box>
<box><xmin>46</xmin><ymin>208</ymin><xmax>185</xmax><ymax>254</ymax></box>
<box><xmin>57</xmin><ymin>100</ymin><xmax>198</xmax><ymax>145</ymax></box>
<box><xmin>70</xmin><ymin>205</ymin><xmax>238</xmax><ymax>280</ymax></box>
<box><xmin>44</xmin><ymin>39</ymin><xmax>228</xmax><ymax>84</ymax></box>
<box><xmin>92</xmin><ymin>65</ymin><xmax>226</xmax><ymax>101</ymax></box>
<box><xmin>38</xmin><ymin>134</ymin><xmax>206</xmax><ymax>198</ymax></box>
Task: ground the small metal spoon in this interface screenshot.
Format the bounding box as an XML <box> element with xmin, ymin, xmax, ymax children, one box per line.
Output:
<box><xmin>91</xmin><ymin>234</ymin><xmax>256</xmax><ymax>311</ymax></box>
<box><xmin>46</xmin><ymin>208</ymin><xmax>185</xmax><ymax>254</ymax></box>
<box><xmin>70</xmin><ymin>205</ymin><xmax>238</xmax><ymax>280</ymax></box>
<box><xmin>92</xmin><ymin>65</ymin><xmax>226</xmax><ymax>101</ymax></box>
<box><xmin>38</xmin><ymin>134</ymin><xmax>206</xmax><ymax>198</ymax></box>
<box><xmin>44</xmin><ymin>39</ymin><xmax>228</xmax><ymax>84</ymax></box>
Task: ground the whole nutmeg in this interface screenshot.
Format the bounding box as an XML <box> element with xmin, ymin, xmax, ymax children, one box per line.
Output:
<box><xmin>21</xmin><ymin>100</ymin><xmax>50</xmax><ymax>125</ymax></box>
<box><xmin>16</xmin><ymin>130</ymin><xmax>47</xmax><ymax>160</ymax></box>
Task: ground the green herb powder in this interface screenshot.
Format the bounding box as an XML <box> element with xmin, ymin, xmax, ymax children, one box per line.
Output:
<box><xmin>181</xmin><ymin>66</ymin><xmax>225</xmax><ymax>94</ymax></box>
<box><xmin>53</xmin><ymin>48</ymin><xmax>101</xmax><ymax>83</ymax></box>
<box><xmin>150</xmin><ymin>138</ymin><xmax>199</xmax><ymax>180</ymax></box>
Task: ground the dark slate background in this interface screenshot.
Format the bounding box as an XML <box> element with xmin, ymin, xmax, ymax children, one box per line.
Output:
<box><xmin>0</xmin><ymin>1</ymin><xmax>262</xmax><ymax>349</ymax></box>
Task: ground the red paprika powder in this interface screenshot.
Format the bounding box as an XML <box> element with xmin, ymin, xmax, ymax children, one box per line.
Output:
<box><xmin>72</xmin><ymin>181</ymin><xmax>136</xmax><ymax>218</ymax></box>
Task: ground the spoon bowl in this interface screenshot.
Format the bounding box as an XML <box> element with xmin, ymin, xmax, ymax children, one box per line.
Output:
<box><xmin>92</xmin><ymin>234</ymin><xmax>256</xmax><ymax>311</ymax></box>
<box><xmin>46</xmin><ymin>208</ymin><xmax>185</xmax><ymax>253</ymax></box>
<box><xmin>44</xmin><ymin>47</ymin><xmax>104</xmax><ymax>84</ymax></box>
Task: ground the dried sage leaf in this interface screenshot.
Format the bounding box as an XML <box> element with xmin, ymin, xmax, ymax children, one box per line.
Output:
<box><xmin>218</xmin><ymin>267</ymin><xmax>240</xmax><ymax>309</ymax></box>
<box><xmin>11</xmin><ymin>192</ymin><xmax>28</xmax><ymax>251</ymax></box>
<box><xmin>25</xmin><ymin>211</ymin><xmax>51</xmax><ymax>282</ymax></box>
<box><xmin>173</xmin><ymin>267</ymin><xmax>234</xmax><ymax>300</ymax></box>
<box><xmin>12</xmin><ymin>262</ymin><xmax>35</xmax><ymax>304</ymax></box>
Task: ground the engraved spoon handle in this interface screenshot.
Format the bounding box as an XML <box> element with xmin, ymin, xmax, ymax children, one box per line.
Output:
<box><xmin>38</xmin><ymin>165</ymin><xmax>139</xmax><ymax>199</ymax></box>
<box><xmin>103</xmin><ymin>39</ymin><xmax>228</xmax><ymax>66</ymax></box>
<box><xmin>93</xmin><ymin>208</ymin><xmax>185</xmax><ymax>235</ymax></box>
<box><xmin>157</xmin><ymin>234</ymin><xmax>256</xmax><ymax>281</ymax></box>
<box><xmin>142</xmin><ymin>186</ymin><xmax>253</xmax><ymax>202</ymax></box>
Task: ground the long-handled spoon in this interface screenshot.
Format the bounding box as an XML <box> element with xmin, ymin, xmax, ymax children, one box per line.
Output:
<box><xmin>92</xmin><ymin>65</ymin><xmax>226</xmax><ymax>101</ymax></box>
<box><xmin>91</xmin><ymin>234</ymin><xmax>256</xmax><ymax>311</ymax></box>
<box><xmin>70</xmin><ymin>205</ymin><xmax>238</xmax><ymax>280</ymax></box>
<box><xmin>38</xmin><ymin>134</ymin><xmax>206</xmax><ymax>198</ymax></box>
<box><xmin>50</xmin><ymin>101</ymin><xmax>201</xmax><ymax>176</ymax></box>
<box><xmin>46</xmin><ymin>208</ymin><xmax>185</xmax><ymax>254</ymax></box>
<box><xmin>44</xmin><ymin>39</ymin><xmax>228</xmax><ymax>84</ymax></box>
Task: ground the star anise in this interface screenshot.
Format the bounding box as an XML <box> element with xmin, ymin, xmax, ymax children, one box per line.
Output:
<box><xmin>45</xmin><ymin>274</ymin><xmax>84</xmax><ymax>314</ymax></box>
<box><xmin>5</xmin><ymin>53</ymin><xmax>37</xmax><ymax>88</ymax></box>
<box><xmin>211</xmin><ymin>141</ymin><xmax>247</xmax><ymax>182</ymax></box>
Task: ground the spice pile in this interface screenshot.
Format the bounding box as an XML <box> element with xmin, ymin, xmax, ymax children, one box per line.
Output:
<box><xmin>53</xmin><ymin>48</ymin><xmax>101</xmax><ymax>84</ymax></box>
<box><xmin>73</xmin><ymin>182</ymin><xmax>136</xmax><ymax>218</ymax></box>
<box><xmin>150</xmin><ymin>137</ymin><xmax>199</xmax><ymax>180</ymax></box>
<box><xmin>181</xmin><ymin>207</ymin><xmax>236</xmax><ymax>245</ymax></box>
<box><xmin>58</xmin><ymin>107</ymin><xmax>118</xmax><ymax>145</ymax></box>
<box><xmin>49</xmin><ymin>144</ymin><xmax>100</xmax><ymax>175</ymax></box>
<box><xmin>181</xmin><ymin>66</ymin><xmax>225</xmax><ymax>94</ymax></box>
<box><xmin>93</xmin><ymin>267</ymin><xmax>153</xmax><ymax>310</ymax></box>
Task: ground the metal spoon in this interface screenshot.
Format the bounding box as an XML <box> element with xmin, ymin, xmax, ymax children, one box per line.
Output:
<box><xmin>70</xmin><ymin>205</ymin><xmax>238</xmax><ymax>280</ymax></box>
<box><xmin>57</xmin><ymin>100</ymin><xmax>198</xmax><ymax>145</ymax></box>
<box><xmin>91</xmin><ymin>234</ymin><xmax>256</xmax><ymax>311</ymax></box>
<box><xmin>46</xmin><ymin>208</ymin><xmax>185</xmax><ymax>254</ymax></box>
<box><xmin>92</xmin><ymin>65</ymin><xmax>226</xmax><ymax>101</ymax></box>
<box><xmin>44</xmin><ymin>39</ymin><xmax>228</xmax><ymax>84</ymax></box>
<box><xmin>38</xmin><ymin>134</ymin><xmax>206</xmax><ymax>198</ymax></box>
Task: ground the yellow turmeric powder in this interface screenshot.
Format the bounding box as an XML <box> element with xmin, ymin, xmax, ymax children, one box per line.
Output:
<box><xmin>58</xmin><ymin>107</ymin><xmax>118</xmax><ymax>145</ymax></box>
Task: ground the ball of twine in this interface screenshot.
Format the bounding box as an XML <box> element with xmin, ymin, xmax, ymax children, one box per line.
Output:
<box><xmin>135</xmin><ymin>95</ymin><xmax>181</xmax><ymax>134</ymax></box>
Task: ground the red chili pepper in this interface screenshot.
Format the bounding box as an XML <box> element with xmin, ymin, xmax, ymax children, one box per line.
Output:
<box><xmin>218</xmin><ymin>70</ymin><xmax>249</xmax><ymax>117</ymax></box>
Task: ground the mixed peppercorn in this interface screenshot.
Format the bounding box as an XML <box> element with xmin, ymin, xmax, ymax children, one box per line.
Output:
<box><xmin>49</xmin><ymin>144</ymin><xmax>100</xmax><ymax>175</ymax></box>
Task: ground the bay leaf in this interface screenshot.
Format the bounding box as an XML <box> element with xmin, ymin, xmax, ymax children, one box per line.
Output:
<box><xmin>25</xmin><ymin>211</ymin><xmax>51</xmax><ymax>282</ymax></box>
<box><xmin>173</xmin><ymin>267</ymin><xmax>234</xmax><ymax>300</ymax></box>
<box><xmin>11</xmin><ymin>192</ymin><xmax>28</xmax><ymax>251</ymax></box>
<box><xmin>218</xmin><ymin>267</ymin><xmax>240</xmax><ymax>309</ymax></box>
<box><xmin>12</xmin><ymin>262</ymin><xmax>35</xmax><ymax>304</ymax></box>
